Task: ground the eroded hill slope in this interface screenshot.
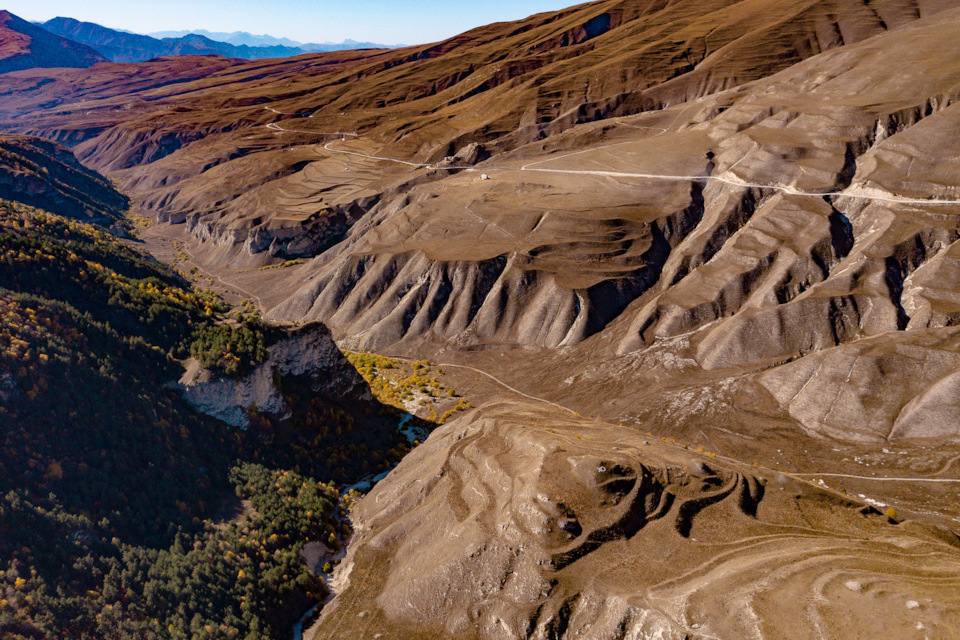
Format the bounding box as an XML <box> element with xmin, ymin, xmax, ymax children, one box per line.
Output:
<box><xmin>0</xmin><ymin>0</ymin><xmax>949</xmax><ymax>259</ymax></box>
<box><xmin>2</xmin><ymin>0</ymin><xmax>955</xmax><ymax>360</ymax></box>
<box><xmin>3</xmin><ymin>1</ymin><xmax>960</xmax><ymax>637</ymax></box>
<box><xmin>312</xmin><ymin>402</ymin><xmax>960</xmax><ymax>640</ymax></box>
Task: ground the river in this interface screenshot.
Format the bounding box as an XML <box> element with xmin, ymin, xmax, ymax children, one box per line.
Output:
<box><xmin>292</xmin><ymin>410</ymin><xmax>427</xmax><ymax>638</ymax></box>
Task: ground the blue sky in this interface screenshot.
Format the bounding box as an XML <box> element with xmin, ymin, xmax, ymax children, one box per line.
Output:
<box><xmin>9</xmin><ymin>0</ymin><xmax>578</xmax><ymax>45</ymax></box>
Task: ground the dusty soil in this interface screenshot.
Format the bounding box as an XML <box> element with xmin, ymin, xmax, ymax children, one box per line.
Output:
<box><xmin>4</xmin><ymin>1</ymin><xmax>960</xmax><ymax>637</ymax></box>
<box><xmin>310</xmin><ymin>401</ymin><xmax>960</xmax><ymax>640</ymax></box>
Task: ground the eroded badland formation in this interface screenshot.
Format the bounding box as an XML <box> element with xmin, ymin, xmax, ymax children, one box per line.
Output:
<box><xmin>2</xmin><ymin>0</ymin><xmax>960</xmax><ymax>638</ymax></box>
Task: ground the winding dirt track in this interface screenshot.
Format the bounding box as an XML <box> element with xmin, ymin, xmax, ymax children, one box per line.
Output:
<box><xmin>385</xmin><ymin>354</ymin><xmax>579</xmax><ymax>415</ymax></box>
<box><xmin>379</xmin><ymin>354</ymin><xmax>960</xmax><ymax>487</ymax></box>
<box><xmin>792</xmin><ymin>472</ymin><xmax>960</xmax><ymax>483</ymax></box>
<box><xmin>260</xmin><ymin>108</ymin><xmax>960</xmax><ymax>489</ymax></box>
<box><xmin>147</xmin><ymin>234</ymin><xmax>270</xmax><ymax>316</ymax></box>
<box><xmin>267</xmin><ymin>106</ymin><xmax>960</xmax><ymax>208</ymax></box>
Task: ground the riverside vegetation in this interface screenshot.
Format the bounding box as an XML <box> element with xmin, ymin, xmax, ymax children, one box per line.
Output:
<box><xmin>0</xmin><ymin>200</ymin><xmax>410</xmax><ymax>639</ymax></box>
<box><xmin>345</xmin><ymin>352</ymin><xmax>472</xmax><ymax>424</ymax></box>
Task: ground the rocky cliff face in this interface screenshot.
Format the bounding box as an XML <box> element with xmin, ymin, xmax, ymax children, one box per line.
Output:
<box><xmin>177</xmin><ymin>322</ymin><xmax>372</xmax><ymax>427</ymax></box>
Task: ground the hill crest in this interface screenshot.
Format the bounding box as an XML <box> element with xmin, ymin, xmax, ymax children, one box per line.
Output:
<box><xmin>0</xmin><ymin>10</ymin><xmax>105</xmax><ymax>73</ymax></box>
<box><xmin>40</xmin><ymin>17</ymin><xmax>393</xmax><ymax>63</ymax></box>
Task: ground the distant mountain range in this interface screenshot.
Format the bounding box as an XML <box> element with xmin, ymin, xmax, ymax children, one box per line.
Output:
<box><xmin>39</xmin><ymin>17</ymin><xmax>394</xmax><ymax>63</ymax></box>
<box><xmin>0</xmin><ymin>10</ymin><xmax>105</xmax><ymax>73</ymax></box>
<box><xmin>0</xmin><ymin>11</ymin><xmax>401</xmax><ymax>73</ymax></box>
<box><xmin>147</xmin><ymin>29</ymin><xmax>397</xmax><ymax>51</ymax></box>
<box><xmin>149</xmin><ymin>29</ymin><xmax>307</xmax><ymax>48</ymax></box>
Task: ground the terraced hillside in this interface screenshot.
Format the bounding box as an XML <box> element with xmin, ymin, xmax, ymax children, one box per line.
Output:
<box><xmin>2</xmin><ymin>1</ymin><xmax>960</xmax><ymax>638</ymax></box>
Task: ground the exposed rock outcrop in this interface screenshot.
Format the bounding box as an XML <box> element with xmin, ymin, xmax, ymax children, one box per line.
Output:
<box><xmin>177</xmin><ymin>322</ymin><xmax>371</xmax><ymax>427</ymax></box>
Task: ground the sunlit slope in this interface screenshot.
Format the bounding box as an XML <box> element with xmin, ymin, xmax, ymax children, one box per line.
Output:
<box><xmin>0</xmin><ymin>10</ymin><xmax>105</xmax><ymax>74</ymax></box>
<box><xmin>269</xmin><ymin>7</ymin><xmax>960</xmax><ymax>358</ymax></box>
<box><xmin>310</xmin><ymin>402</ymin><xmax>960</xmax><ymax>640</ymax></box>
<box><xmin>0</xmin><ymin>0</ymin><xmax>946</xmax><ymax>260</ymax></box>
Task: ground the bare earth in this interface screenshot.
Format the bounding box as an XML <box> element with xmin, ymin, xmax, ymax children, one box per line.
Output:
<box><xmin>3</xmin><ymin>0</ymin><xmax>960</xmax><ymax>638</ymax></box>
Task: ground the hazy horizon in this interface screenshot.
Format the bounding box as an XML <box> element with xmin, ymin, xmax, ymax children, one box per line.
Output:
<box><xmin>4</xmin><ymin>0</ymin><xmax>576</xmax><ymax>46</ymax></box>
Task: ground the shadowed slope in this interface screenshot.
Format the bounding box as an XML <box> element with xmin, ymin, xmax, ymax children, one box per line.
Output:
<box><xmin>0</xmin><ymin>11</ymin><xmax>106</xmax><ymax>73</ymax></box>
<box><xmin>0</xmin><ymin>134</ymin><xmax>128</xmax><ymax>224</ymax></box>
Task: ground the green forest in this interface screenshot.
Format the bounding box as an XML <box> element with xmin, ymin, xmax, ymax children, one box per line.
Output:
<box><xmin>0</xmin><ymin>201</ymin><xmax>412</xmax><ymax>638</ymax></box>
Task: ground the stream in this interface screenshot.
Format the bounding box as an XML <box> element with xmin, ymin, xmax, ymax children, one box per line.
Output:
<box><xmin>292</xmin><ymin>603</ymin><xmax>319</xmax><ymax>640</ymax></box>
<box><xmin>292</xmin><ymin>411</ymin><xmax>428</xmax><ymax>638</ymax></box>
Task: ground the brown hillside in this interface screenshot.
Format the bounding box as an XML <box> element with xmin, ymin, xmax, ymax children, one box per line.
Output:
<box><xmin>0</xmin><ymin>11</ymin><xmax>106</xmax><ymax>74</ymax></box>
<box><xmin>311</xmin><ymin>401</ymin><xmax>960</xmax><ymax>640</ymax></box>
<box><xmin>2</xmin><ymin>1</ymin><xmax>960</xmax><ymax>638</ymax></box>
